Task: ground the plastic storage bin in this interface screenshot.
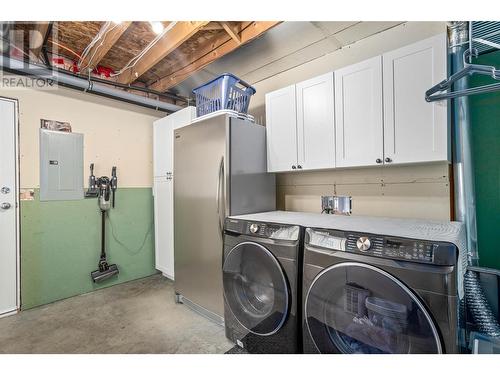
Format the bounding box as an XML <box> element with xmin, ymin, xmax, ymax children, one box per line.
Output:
<box><xmin>192</xmin><ymin>73</ymin><xmax>256</xmax><ymax>117</ymax></box>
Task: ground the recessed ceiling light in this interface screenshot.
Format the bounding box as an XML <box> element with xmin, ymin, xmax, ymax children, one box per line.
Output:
<box><xmin>150</xmin><ymin>21</ymin><xmax>164</xmax><ymax>35</ymax></box>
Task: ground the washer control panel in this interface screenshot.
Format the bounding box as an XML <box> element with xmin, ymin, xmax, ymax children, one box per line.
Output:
<box><xmin>305</xmin><ymin>228</ymin><xmax>457</xmax><ymax>266</ymax></box>
<box><xmin>345</xmin><ymin>233</ymin><xmax>450</xmax><ymax>264</ymax></box>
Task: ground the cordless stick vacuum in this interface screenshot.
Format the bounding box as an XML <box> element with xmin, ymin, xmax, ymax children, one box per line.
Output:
<box><xmin>90</xmin><ymin>167</ymin><xmax>119</xmax><ymax>283</ymax></box>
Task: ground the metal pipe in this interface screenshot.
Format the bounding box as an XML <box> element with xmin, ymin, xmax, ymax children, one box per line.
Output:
<box><xmin>449</xmin><ymin>21</ymin><xmax>478</xmax><ymax>265</ymax></box>
<box><xmin>62</xmin><ymin>69</ymin><xmax>189</xmax><ymax>103</ymax></box>
<box><xmin>449</xmin><ymin>21</ymin><xmax>500</xmax><ymax>340</ymax></box>
<box><xmin>0</xmin><ymin>56</ymin><xmax>183</xmax><ymax>113</ymax></box>
<box><xmin>44</xmin><ymin>61</ymin><xmax>189</xmax><ymax>103</ymax></box>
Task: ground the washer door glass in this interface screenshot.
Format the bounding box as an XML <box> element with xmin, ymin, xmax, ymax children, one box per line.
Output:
<box><xmin>305</xmin><ymin>262</ymin><xmax>442</xmax><ymax>354</ymax></box>
<box><xmin>223</xmin><ymin>242</ymin><xmax>289</xmax><ymax>336</ymax></box>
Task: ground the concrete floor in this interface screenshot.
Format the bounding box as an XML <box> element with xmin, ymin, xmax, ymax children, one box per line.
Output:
<box><xmin>0</xmin><ymin>274</ymin><xmax>234</xmax><ymax>353</ymax></box>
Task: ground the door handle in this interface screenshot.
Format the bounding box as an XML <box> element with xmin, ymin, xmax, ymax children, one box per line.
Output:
<box><xmin>385</xmin><ymin>157</ymin><xmax>393</xmax><ymax>163</ymax></box>
<box><xmin>216</xmin><ymin>156</ymin><xmax>225</xmax><ymax>239</ymax></box>
<box><xmin>1</xmin><ymin>202</ymin><xmax>12</xmax><ymax>210</ymax></box>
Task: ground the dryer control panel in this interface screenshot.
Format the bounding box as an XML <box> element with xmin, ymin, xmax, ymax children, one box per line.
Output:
<box><xmin>306</xmin><ymin>228</ymin><xmax>457</xmax><ymax>266</ymax></box>
<box><xmin>225</xmin><ymin>218</ymin><xmax>300</xmax><ymax>241</ymax></box>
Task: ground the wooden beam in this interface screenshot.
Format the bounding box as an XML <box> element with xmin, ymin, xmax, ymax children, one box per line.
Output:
<box><xmin>147</xmin><ymin>22</ymin><xmax>251</xmax><ymax>84</ymax></box>
<box><xmin>79</xmin><ymin>21</ymin><xmax>132</xmax><ymax>72</ymax></box>
<box><xmin>116</xmin><ymin>21</ymin><xmax>209</xmax><ymax>85</ymax></box>
<box><xmin>149</xmin><ymin>21</ymin><xmax>281</xmax><ymax>92</ymax></box>
<box><xmin>29</xmin><ymin>22</ymin><xmax>50</xmax><ymax>59</ymax></box>
<box><xmin>201</xmin><ymin>22</ymin><xmax>224</xmax><ymax>31</ymax></box>
<box><xmin>219</xmin><ymin>22</ymin><xmax>241</xmax><ymax>44</ymax></box>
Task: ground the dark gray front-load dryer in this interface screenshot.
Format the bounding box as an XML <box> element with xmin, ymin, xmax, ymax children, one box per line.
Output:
<box><xmin>223</xmin><ymin>218</ymin><xmax>303</xmax><ymax>353</ymax></box>
<box><xmin>302</xmin><ymin>227</ymin><xmax>466</xmax><ymax>354</ymax></box>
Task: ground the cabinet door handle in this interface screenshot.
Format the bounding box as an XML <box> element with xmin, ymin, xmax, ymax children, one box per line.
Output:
<box><xmin>376</xmin><ymin>158</ymin><xmax>382</xmax><ymax>164</ymax></box>
<box><xmin>291</xmin><ymin>165</ymin><xmax>297</xmax><ymax>170</ymax></box>
<box><xmin>385</xmin><ymin>157</ymin><xmax>392</xmax><ymax>163</ymax></box>
<box><xmin>297</xmin><ymin>165</ymin><xmax>302</xmax><ymax>169</ymax></box>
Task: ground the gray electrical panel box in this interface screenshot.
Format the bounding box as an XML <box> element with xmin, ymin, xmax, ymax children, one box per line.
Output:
<box><xmin>40</xmin><ymin>129</ymin><xmax>84</xmax><ymax>201</ymax></box>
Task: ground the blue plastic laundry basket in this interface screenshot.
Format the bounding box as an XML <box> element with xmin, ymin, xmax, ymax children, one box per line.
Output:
<box><xmin>192</xmin><ymin>73</ymin><xmax>256</xmax><ymax>117</ymax></box>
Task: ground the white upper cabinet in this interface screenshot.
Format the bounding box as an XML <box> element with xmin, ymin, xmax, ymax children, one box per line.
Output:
<box><xmin>265</xmin><ymin>85</ymin><xmax>298</xmax><ymax>172</ymax></box>
<box><xmin>264</xmin><ymin>33</ymin><xmax>448</xmax><ymax>172</ymax></box>
<box><xmin>296</xmin><ymin>72</ymin><xmax>335</xmax><ymax>170</ymax></box>
<box><xmin>335</xmin><ymin>56</ymin><xmax>384</xmax><ymax>167</ymax></box>
<box><xmin>383</xmin><ymin>34</ymin><xmax>448</xmax><ymax>165</ymax></box>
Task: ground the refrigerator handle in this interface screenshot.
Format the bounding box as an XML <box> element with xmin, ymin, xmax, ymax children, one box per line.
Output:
<box><xmin>216</xmin><ymin>156</ymin><xmax>225</xmax><ymax>239</ymax></box>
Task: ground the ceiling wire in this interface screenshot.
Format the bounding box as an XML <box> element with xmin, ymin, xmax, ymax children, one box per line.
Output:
<box><xmin>110</xmin><ymin>21</ymin><xmax>177</xmax><ymax>78</ymax></box>
<box><xmin>79</xmin><ymin>23</ymin><xmax>109</xmax><ymax>63</ymax></box>
<box><xmin>78</xmin><ymin>21</ymin><xmax>120</xmax><ymax>72</ymax></box>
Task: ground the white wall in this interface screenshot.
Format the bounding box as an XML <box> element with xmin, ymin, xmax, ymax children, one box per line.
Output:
<box><xmin>0</xmin><ymin>86</ymin><xmax>162</xmax><ymax>188</ymax></box>
<box><xmin>247</xmin><ymin>21</ymin><xmax>452</xmax><ymax>220</ymax></box>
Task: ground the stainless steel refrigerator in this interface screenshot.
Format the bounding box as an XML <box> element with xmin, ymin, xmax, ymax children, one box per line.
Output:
<box><xmin>173</xmin><ymin>112</ymin><xmax>275</xmax><ymax>323</ymax></box>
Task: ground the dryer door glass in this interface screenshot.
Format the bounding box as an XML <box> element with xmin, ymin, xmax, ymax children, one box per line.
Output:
<box><xmin>305</xmin><ymin>262</ymin><xmax>442</xmax><ymax>353</ymax></box>
<box><xmin>223</xmin><ymin>242</ymin><xmax>289</xmax><ymax>336</ymax></box>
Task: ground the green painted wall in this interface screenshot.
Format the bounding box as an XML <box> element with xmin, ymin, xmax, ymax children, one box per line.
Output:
<box><xmin>470</xmin><ymin>50</ymin><xmax>500</xmax><ymax>270</ymax></box>
<box><xmin>20</xmin><ymin>188</ymin><xmax>157</xmax><ymax>309</ymax></box>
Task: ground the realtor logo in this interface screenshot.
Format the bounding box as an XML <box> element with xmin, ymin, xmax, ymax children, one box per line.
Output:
<box><xmin>0</xmin><ymin>22</ymin><xmax>58</xmax><ymax>89</ymax></box>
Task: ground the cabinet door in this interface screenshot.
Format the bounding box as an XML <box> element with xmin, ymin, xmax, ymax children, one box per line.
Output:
<box><xmin>153</xmin><ymin>178</ymin><xmax>174</xmax><ymax>279</ymax></box>
<box><xmin>265</xmin><ymin>85</ymin><xmax>298</xmax><ymax>172</ymax></box>
<box><xmin>335</xmin><ymin>56</ymin><xmax>383</xmax><ymax>167</ymax></box>
<box><xmin>296</xmin><ymin>72</ymin><xmax>335</xmax><ymax>170</ymax></box>
<box><xmin>153</xmin><ymin>117</ymin><xmax>171</xmax><ymax>178</ymax></box>
<box><xmin>383</xmin><ymin>33</ymin><xmax>448</xmax><ymax>164</ymax></box>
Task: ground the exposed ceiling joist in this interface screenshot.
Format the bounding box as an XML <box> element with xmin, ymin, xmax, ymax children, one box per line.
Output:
<box><xmin>80</xmin><ymin>21</ymin><xmax>132</xmax><ymax>72</ymax></box>
<box><xmin>143</xmin><ymin>22</ymin><xmax>252</xmax><ymax>87</ymax></box>
<box><xmin>116</xmin><ymin>21</ymin><xmax>209</xmax><ymax>85</ymax></box>
<box><xmin>149</xmin><ymin>21</ymin><xmax>281</xmax><ymax>92</ymax></box>
<box><xmin>201</xmin><ymin>22</ymin><xmax>224</xmax><ymax>31</ymax></box>
<box><xmin>29</xmin><ymin>22</ymin><xmax>50</xmax><ymax>59</ymax></box>
<box><xmin>219</xmin><ymin>22</ymin><xmax>241</xmax><ymax>44</ymax></box>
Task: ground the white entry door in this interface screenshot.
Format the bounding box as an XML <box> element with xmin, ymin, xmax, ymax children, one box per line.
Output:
<box><xmin>0</xmin><ymin>98</ymin><xmax>19</xmax><ymax>316</ymax></box>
